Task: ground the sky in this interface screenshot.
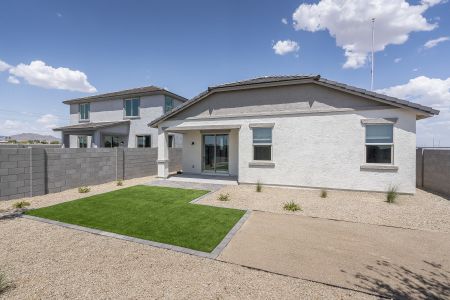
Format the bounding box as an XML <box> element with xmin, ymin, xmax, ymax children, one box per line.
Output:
<box><xmin>0</xmin><ymin>0</ymin><xmax>449</xmax><ymax>146</ymax></box>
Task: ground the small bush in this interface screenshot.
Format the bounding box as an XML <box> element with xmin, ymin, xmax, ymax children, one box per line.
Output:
<box><xmin>116</xmin><ymin>180</ymin><xmax>123</xmax><ymax>186</ymax></box>
<box><xmin>78</xmin><ymin>186</ymin><xmax>90</xmax><ymax>193</ymax></box>
<box><xmin>12</xmin><ymin>201</ymin><xmax>30</xmax><ymax>209</ymax></box>
<box><xmin>283</xmin><ymin>201</ymin><xmax>302</xmax><ymax>212</ymax></box>
<box><xmin>320</xmin><ymin>189</ymin><xmax>328</xmax><ymax>198</ymax></box>
<box><xmin>218</xmin><ymin>193</ymin><xmax>230</xmax><ymax>201</ymax></box>
<box><xmin>386</xmin><ymin>186</ymin><xmax>398</xmax><ymax>203</ymax></box>
<box><xmin>256</xmin><ymin>181</ymin><xmax>262</xmax><ymax>192</ymax></box>
<box><xmin>0</xmin><ymin>271</ymin><xmax>8</xmax><ymax>294</ymax></box>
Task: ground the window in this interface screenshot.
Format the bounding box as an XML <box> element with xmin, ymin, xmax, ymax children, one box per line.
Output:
<box><xmin>253</xmin><ymin>128</ymin><xmax>272</xmax><ymax>161</ymax></box>
<box><xmin>164</xmin><ymin>96</ymin><xmax>174</xmax><ymax>113</ymax></box>
<box><xmin>124</xmin><ymin>98</ymin><xmax>140</xmax><ymax>118</ymax></box>
<box><xmin>104</xmin><ymin>136</ymin><xmax>124</xmax><ymax>148</ymax></box>
<box><xmin>365</xmin><ymin>124</ymin><xmax>393</xmax><ymax>164</ymax></box>
<box><xmin>168</xmin><ymin>135</ymin><xmax>174</xmax><ymax>148</ymax></box>
<box><xmin>79</xmin><ymin>103</ymin><xmax>90</xmax><ymax>121</ymax></box>
<box><xmin>78</xmin><ymin>136</ymin><xmax>87</xmax><ymax>148</ymax></box>
<box><xmin>136</xmin><ymin>135</ymin><xmax>151</xmax><ymax>148</ymax></box>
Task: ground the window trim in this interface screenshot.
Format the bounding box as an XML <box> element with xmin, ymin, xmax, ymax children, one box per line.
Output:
<box><xmin>79</xmin><ymin>103</ymin><xmax>90</xmax><ymax>122</ymax></box>
<box><xmin>364</xmin><ymin>124</ymin><xmax>394</xmax><ymax>165</ymax></box>
<box><xmin>136</xmin><ymin>135</ymin><xmax>151</xmax><ymax>148</ymax></box>
<box><xmin>78</xmin><ymin>135</ymin><xmax>88</xmax><ymax>148</ymax></box>
<box><xmin>168</xmin><ymin>134</ymin><xmax>174</xmax><ymax>148</ymax></box>
<box><xmin>123</xmin><ymin>98</ymin><xmax>140</xmax><ymax>119</ymax></box>
<box><xmin>164</xmin><ymin>96</ymin><xmax>174</xmax><ymax>114</ymax></box>
<box><xmin>251</xmin><ymin>127</ymin><xmax>273</xmax><ymax>162</ymax></box>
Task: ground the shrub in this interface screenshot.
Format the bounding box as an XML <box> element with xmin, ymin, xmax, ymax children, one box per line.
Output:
<box><xmin>12</xmin><ymin>201</ymin><xmax>30</xmax><ymax>209</ymax></box>
<box><xmin>0</xmin><ymin>271</ymin><xmax>8</xmax><ymax>294</ymax></box>
<box><xmin>386</xmin><ymin>186</ymin><xmax>398</xmax><ymax>203</ymax></box>
<box><xmin>320</xmin><ymin>189</ymin><xmax>328</xmax><ymax>198</ymax></box>
<box><xmin>256</xmin><ymin>181</ymin><xmax>262</xmax><ymax>192</ymax></box>
<box><xmin>116</xmin><ymin>180</ymin><xmax>123</xmax><ymax>186</ymax></box>
<box><xmin>283</xmin><ymin>201</ymin><xmax>302</xmax><ymax>212</ymax></box>
<box><xmin>218</xmin><ymin>193</ymin><xmax>230</xmax><ymax>201</ymax></box>
<box><xmin>78</xmin><ymin>186</ymin><xmax>90</xmax><ymax>193</ymax></box>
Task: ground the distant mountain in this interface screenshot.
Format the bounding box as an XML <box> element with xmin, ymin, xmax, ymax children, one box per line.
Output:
<box><xmin>7</xmin><ymin>133</ymin><xmax>61</xmax><ymax>143</ymax></box>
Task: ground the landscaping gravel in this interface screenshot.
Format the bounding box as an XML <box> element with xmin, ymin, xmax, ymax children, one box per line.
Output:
<box><xmin>199</xmin><ymin>185</ymin><xmax>450</xmax><ymax>233</ymax></box>
<box><xmin>0</xmin><ymin>217</ymin><xmax>373</xmax><ymax>299</ymax></box>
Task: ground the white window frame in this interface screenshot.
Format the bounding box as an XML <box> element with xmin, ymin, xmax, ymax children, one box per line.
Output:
<box><xmin>123</xmin><ymin>98</ymin><xmax>140</xmax><ymax>118</ymax></box>
<box><xmin>78</xmin><ymin>135</ymin><xmax>88</xmax><ymax>148</ymax></box>
<box><xmin>136</xmin><ymin>135</ymin><xmax>151</xmax><ymax>148</ymax></box>
<box><xmin>164</xmin><ymin>96</ymin><xmax>174</xmax><ymax>114</ymax></box>
<box><xmin>79</xmin><ymin>103</ymin><xmax>90</xmax><ymax>121</ymax></box>
<box><xmin>251</xmin><ymin>126</ymin><xmax>273</xmax><ymax>161</ymax></box>
<box><xmin>364</xmin><ymin>124</ymin><xmax>394</xmax><ymax>165</ymax></box>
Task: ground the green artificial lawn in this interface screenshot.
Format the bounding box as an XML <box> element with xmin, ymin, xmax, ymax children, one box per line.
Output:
<box><xmin>25</xmin><ymin>185</ymin><xmax>245</xmax><ymax>252</ymax></box>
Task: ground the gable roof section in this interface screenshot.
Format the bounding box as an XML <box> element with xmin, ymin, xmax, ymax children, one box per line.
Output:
<box><xmin>53</xmin><ymin>120</ymin><xmax>130</xmax><ymax>132</ymax></box>
<box><xmin>149</xmin><ymin>75</ymin><xmax>439</xmax><ymax>127</ymax></box>
<box><xmin>63</xmin><ymin>86</ymin><xmax>188</xmax><ymax>105</ymax></box>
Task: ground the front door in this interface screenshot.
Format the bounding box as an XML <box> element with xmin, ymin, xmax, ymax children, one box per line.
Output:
<box><xmin>202</xmin><ymin>134</ymin><xmax>229</xmax><ymax>174</ymax></box>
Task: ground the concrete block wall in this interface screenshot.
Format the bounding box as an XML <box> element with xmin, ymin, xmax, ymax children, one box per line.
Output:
<box><xmin>416</xmin><ymin>148</ymin><xmax>423</xmax><ymax>188</ymax></box>
<box><xmin>0</xmin><ymin>148</ymin><xmax>183</xmax><ymax>200</ymax></box>
<box><xmin>0</xmin><ymin>148</ymin><xmax>45</xmax><ymax>200</ymax></box>
<box><xmin>419</xmin><ymin>149</ymin><xmax>450</xmax><ymax>197</ymax></box>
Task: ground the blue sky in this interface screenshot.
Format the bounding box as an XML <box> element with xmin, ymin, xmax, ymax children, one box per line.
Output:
<box><xmin>0</xmin><ymin>0</ymin><xmax>449</xmax><ymax>146</ymax></box>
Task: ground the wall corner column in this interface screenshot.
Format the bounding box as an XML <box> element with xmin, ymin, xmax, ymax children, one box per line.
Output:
<box><xmin>157</xmin><ymin>126</ymin><xmax>169</xmax><ymax>178</ymax></box>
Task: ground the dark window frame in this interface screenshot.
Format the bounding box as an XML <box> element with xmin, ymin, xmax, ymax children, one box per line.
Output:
<box><xmin>124</xmin><ymin>98</ymin><xmax>140</xmax><ymax>118</ymax></box>
<box><xmin>136</xmin><ymin>135</ymin><xmax>151</xmax><ymax>148</ymax></box>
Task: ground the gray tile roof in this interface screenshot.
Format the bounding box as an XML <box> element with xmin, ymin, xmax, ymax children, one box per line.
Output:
<box><xmin>63</xmin><ymin>86</ymin><xmax>188</xmax><ymax>104</ymax></box>
<box><xmin>53</xmin><ymin>120</ymin><xmax>130</xmax><ymax>132</ymax></box>
<box><xmin>148</xmin><ymin>75</ymin><xmax>439</xmax><ymax>127</ymax></box>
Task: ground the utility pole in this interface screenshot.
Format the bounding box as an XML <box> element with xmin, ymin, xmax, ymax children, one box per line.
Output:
<box><xmin>371</xmin><ymin>18</ymin><xmax>375</xmax><ymax>91</ymax></box>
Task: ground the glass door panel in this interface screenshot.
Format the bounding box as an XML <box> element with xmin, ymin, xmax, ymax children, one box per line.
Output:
<box><xmin>203</xmin><ymin>135</ymin><xmax>215</xmax><ymax>172</ymax></box>
<box><xmin>202</xmin><ymin>134</ymin><xmax>229</xmax><ymax>173</ymax></box>
<box><xmin>215</xmin><ymin>135</ymin><xmax>229</xmax><ymax>173</ymax></box>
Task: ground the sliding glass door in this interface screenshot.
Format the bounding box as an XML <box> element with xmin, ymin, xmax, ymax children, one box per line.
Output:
<box><xmin>202</xmin><ymin>134</ymin><xmax>229</xmax><ymax>174</ymax></box>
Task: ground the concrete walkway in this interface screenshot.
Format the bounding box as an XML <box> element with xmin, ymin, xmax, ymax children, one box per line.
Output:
<box><xmin>218</xmin><ymin>211</ymin><xmax>450</xmax><ymax>299</ymax></box>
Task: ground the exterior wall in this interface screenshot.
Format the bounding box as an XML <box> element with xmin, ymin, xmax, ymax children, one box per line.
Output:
<box><xmin>68</xmin><ymin>95</ymin><xmax>184</xmax><ymax>148</ymax></box>
<box><xmin>161</xmin><ymin>107</ymin><xmax>417</xmax><ymax>193</ymax></box>
<box><xmin>181</xmin><ymin>129</ymin><xmax>238</xmax><ymax>176</ymax></box>
<box><xmin>417</xmin><ymin>148</ymin><xmax>450</xmax><ymax>196</ymax></box>
<box><xmin>0</xmin><ymin>148</ymin><xmax>182</xmax><ymax>200</ymax></box>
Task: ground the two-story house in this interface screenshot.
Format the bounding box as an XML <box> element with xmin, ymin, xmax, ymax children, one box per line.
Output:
<box><xmin>54</xmin><ymin>86</ymin><xmax>187</xmax><ymax>148</ymax></box>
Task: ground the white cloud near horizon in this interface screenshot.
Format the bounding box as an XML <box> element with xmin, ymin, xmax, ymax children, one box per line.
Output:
<box><xmin>281</xmin><ymin>18</ymin><xmax>288</xmax><ymax>25</ymax></box>
<box><xmin>273</xmin><ymin>40</ymin><xmax>300</xmax><ymax>55</ymax></box>
<box><xmin>1</xmin><ymin>113</ymin><xmax>63</xmax><ymax>137</ymax></box>
<box><xmin>37</xmin><ymin>113</ymin><xmax>59</xmax><ymax>130</ymax></box>
<box><xmin>8</xmin><ymin>60</ymin><xmax>97</xmax><ymax>93</ymax></box>
<box><xmin>377</xmin><ymin>76</ymin><xmax>450</xmax><ymax>146</ymax></box>
<box><xmin>292</xmin><ymin>0</ymin><xmax>443</xmax><ymax>69</ymax></box>
<box><xmin>7</xmin><ymin>75</ymin><xmax>20</xmax><ymax>84</ymax></box>
<box><xmin>424</xmin><ymin>36</ymin><xmax>449</xmax><ymax>49</ymax></box>
<box><xmin>0</xmin><ymin>60</ymin><xmax>10</xmax><ymax>72</ymax></box>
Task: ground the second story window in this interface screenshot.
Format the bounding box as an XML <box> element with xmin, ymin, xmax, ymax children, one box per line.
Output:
<box><xmin>79</xmin><ymin>103</ymin><xmax>90</xmax><ymax>121</ymax></box>
<box><xmin>164</xmin><ymin>96</ymin><xmax>174</xmax><ymax>113</ymax></box>
<box><xmin>124</xmin><ymin>98</ymin><xmax>140</xmax><ymax>118</ymax></box>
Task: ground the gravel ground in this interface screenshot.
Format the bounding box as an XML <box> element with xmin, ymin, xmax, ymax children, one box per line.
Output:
<box><xmin>0</xmin><ymin>217</ymin><xmax>374</xmax><ymax>299</ymax></box>
<box><xmin>198</xmin><ymin>185</ymin><xmax>450</xmax><ymax>233</ymax></box>
<box><xmin>0</xmin><ymin>176</ymin><xmax>157</xmax><ymax>214</ymax></box>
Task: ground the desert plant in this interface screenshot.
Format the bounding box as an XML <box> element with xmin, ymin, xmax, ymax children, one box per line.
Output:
<box><xmin>256</xmin><ymin>181</ymin><xmax>262</xmax><ymax>192</ymax></box>
<box><xmin>320</xmin><ymin>189</ymin><xmax>328</xmax><ymax>198</ymax></box>
<box><xmin>283</xmin><ymin>201</ymin><xmax>302</xmax><ymax>212</ymax></box>
<box><xmin>0</xmin><ymin>271</ymin><xmax>8</xmax><ymax>294</ymax></box>
<box><xmin>386</xmin><ymin>186</ymin><xmax>398</xmax><ymax>203</ymax></box>
<box><xmin>12</xmin><ymin>201</ymin><xmax>30</xmax><ymax>209</ymax></box>
<box><xmin>78</xmin><ymin>186</ymin><xmax>90</xmax><ymax>193</ymax></box>
<box><xmin>116</xmin><ymin>180</ymin><xmax>123</xmax><ymax>186</ymax></box>
<box><xmin>218</xmin><ymin>193</ymin><xmax>230</xmax><ymax>201</ymax></box>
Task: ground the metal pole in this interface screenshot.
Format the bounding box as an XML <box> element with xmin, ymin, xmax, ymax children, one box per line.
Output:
<box><xmin>371</xmin><ymin>18</ymin><xmax>375</xmax><ymax>91</ymax></box>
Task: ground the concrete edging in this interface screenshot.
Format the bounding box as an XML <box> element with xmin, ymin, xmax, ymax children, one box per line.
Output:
<box><xmin>20</xmin><ymin>208</ymin><xmax>251</xmax><ymax>260</ymax></box>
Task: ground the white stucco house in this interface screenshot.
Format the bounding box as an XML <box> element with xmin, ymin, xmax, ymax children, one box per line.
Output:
<box><xmin>54</xmin><ymin>86</ymin><xmax>187</xmax><ymax>148</ymax></box>
<box><xmin>150</xmin><ymin>75</ymin><xmax>438</xmax><ymax>194</ymax></box>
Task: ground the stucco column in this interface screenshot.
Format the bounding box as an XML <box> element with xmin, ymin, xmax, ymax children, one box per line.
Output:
<box><xmin>157</xmin><ymin>126</ymin><xmax>169</xmax><ymax>178</ymax></box>
<box><xmin>92</xmin><ymin>131</ymin><xmax>101</xmax><ymax>148</ymax></box>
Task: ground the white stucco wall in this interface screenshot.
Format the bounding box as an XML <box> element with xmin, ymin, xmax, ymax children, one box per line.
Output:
<box><xmin>160</xmin><ymin>108</ymin><xmax>417</xmax><ymax>193</ymax></box>
<box><xmin>68</xmin><ymin>95</ymin><xmax>183</xmax><ymax>148</ymax></box>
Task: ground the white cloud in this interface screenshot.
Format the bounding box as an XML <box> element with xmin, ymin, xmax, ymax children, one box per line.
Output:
<box><xmin>292</xmin><ymin>0</ymin><xmax>443</xmax><ymax>68</ymax></box>
<box><xmin>377</xmin><ymin>76</ymin><xmax>450</xmax><ymax>146</ymax></box>
<box><xmin>8</xmin><ymin>60</ymin><xmax>97</xmax><ymax>93</ymax></box>
<box><xmin>413</xmin><ymin>68</ymin><xmax>419</xmax><ymax>72</ymax></box>
<box><xmin>7</xmin><ymin>76</ymin><xmax>20</xmax><ymax>84</ymax></box>
<box><xmin>273</xmin><ymin>40</ymin><xmax>300</xmax><ymax>55</ymax></box>
<box><xmin>394</xmin><ymin>57</ymin><xmax>402</xmax><ymax>63</ymax></box>
<box><xmin>281</xmin><ymin>18</ymin><xmax>288</xmax><ymax>25</ymax></box>
<box><xmin>37</xmin><ymin>114</ymin><xmax>59</xmax><ymax>129</ymax></box>
<box><xmin>0</xmin><ymin>60</ymin><xmax>10</xmax><ymax>72</ymax></box>
<box><xmin>56</xmin><ymin>12</ymin><xmax>63</xmax><ymax>18</ymax></box>
<box><xmin>424</xmin><ymin>36</ymin><xmax>449</xmax><ymax>49</ymax></box>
